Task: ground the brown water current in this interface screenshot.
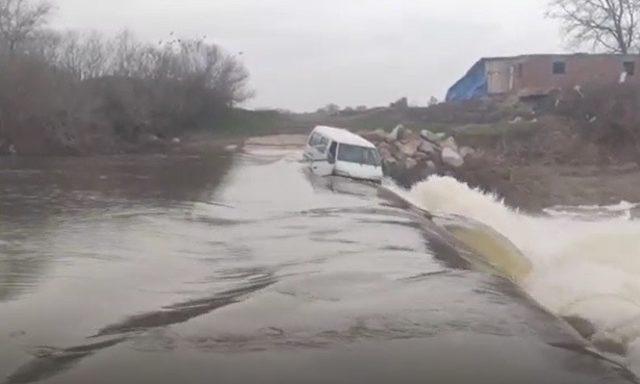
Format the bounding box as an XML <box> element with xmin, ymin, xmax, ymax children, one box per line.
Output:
<box><xmin>0</xmin><ymin>148</ymin><xmax>637</xmax><ymax>384</ymax></box>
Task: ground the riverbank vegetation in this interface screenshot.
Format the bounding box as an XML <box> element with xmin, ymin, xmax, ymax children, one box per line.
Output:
<box><xmin>0</xmin><ymin>0</ymin><xmax>251</xmax><ymax>155</ymax></box>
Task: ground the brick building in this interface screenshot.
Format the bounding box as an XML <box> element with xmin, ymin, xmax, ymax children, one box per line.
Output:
<box><xmin>446</xmin><ymin>54</ymin><xmax>640</xmax><ymax>102</ymax></box>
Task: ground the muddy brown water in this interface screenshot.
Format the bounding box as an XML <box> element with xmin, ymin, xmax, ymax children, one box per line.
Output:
<box><xmin>0</xmin><ymin>149</ymin><xmax>637</xmax><ymax>383</ymax></box>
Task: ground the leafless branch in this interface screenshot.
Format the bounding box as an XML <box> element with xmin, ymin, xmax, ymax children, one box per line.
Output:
<box><xmin>0</xmin><ymin>0</ymin><xmax>53</xmax><ymax>52</ymax></box>
<box><xmin>547</xmin><ymin>0</ymin><xmax>640</xmax><ymax>53</ymax></box>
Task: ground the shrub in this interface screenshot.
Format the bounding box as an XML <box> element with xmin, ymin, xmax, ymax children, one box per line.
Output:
<box><xmin>558</xmin><ymin>83</ymin><xmax>640</xmax><ymax>165</ymax></box>
<box><xmin>0</xmin><ymin>2</ymin><xmax>252</xmax><ymax>154</ymax></box>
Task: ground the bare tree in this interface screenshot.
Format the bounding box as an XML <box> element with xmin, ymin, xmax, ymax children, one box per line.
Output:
<box><xmin>110</xmin><ymin>30</ymin><xmax>144</xmax><ymax>77</ymax></box>
<box><xmin>547</xmin><ymin>0</ymin><xmax>640</xmax><ymax>54</ymax></box>
<box><xmin>79</xmin><ymin>31</ymin><xmax>107</xmax><ymax>79</ymax></box>
<box><xmin>0</xmin><ymin>24</ymin><xmax>253</xmax><ymax>151</ymax></box>
<box><xmin>0</xmin><ymin>0</ymin><xmax>53</xmax><ymax>52</ymax></box>
<box><xmin>57</xmin><ymin>31</ymin><xmax>83</xmax><ymax>77</ymax></box>
<box><xmin>27</xmin><ymin>29</ymin><xmax>61</xmax><ymax>61</ymax></box>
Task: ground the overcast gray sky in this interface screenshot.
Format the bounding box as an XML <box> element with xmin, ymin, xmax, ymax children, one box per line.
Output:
<box><xmin>52</xmin><ymin>0</ymin><xmax>564</xmax><ymax>112</ymax></box>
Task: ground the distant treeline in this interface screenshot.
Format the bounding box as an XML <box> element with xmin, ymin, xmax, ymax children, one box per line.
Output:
<box><xmin>0</xmin><ymin>0</ymin><xmax>252</xmax><ymax>154</ymax></box>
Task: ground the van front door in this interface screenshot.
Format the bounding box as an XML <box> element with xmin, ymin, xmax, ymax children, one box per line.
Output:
<box><xmin>310</xmin><ymin>141</ymin><xmax>336</xmax><ymax>177</ymax></box>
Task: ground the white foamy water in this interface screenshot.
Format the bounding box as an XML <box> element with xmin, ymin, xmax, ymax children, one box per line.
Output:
<box><xmin>395</xmin><ymin>175</ymin><xmax>640</xmax><ymax>373</ymax></box>
<box><xmin>544</xmin><ymin>201</ymin><xmax>639</xmax><ymax>220</ymax></box>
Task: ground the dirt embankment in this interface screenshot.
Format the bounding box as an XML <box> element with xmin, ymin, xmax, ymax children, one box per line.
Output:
<box><xmin>353</xmin><ymin>89</ymin><xmax>640</xmax><ymax>212</ymax></box>
<box><xmin>452</xmin><ymin>86</ymin><xmax>640</xmax><ymax>212</ymax></box>
<box><xmin>452</xmin><ymin>121</ymin><xmax>640</xmax><ymax>212</ymax></box>
<box><xmin>457</xmin><ymin>159</ymin><xmax>640</xmax><ymax>212</ymax></box>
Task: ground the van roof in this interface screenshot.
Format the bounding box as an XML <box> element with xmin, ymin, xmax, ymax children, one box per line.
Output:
<box><xmin>313</xmin><ymin>126</ymin><xmax>376</xmax><ymax>149</ymax></box>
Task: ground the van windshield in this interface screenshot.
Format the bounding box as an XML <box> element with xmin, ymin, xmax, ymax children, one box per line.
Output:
<box><xmin>337</xmin><ymin>144</ymin><xmax>381</xmax><ymax>166</ymax></box>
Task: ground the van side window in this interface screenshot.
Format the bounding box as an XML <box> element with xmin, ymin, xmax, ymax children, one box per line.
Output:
<box><xmin>309</xmin><ymin>133</ymin><xmax>322</xmax><ymax>146</ymax></box>
<box><xmin>309</xmin><ymin>133</ymin><xmax>329</xmax><ymax>153</ymax></box>
<box><xmin>316</xmin><ymin>136</ymin><xmax>329</xmax><ymax>153</ymax></box>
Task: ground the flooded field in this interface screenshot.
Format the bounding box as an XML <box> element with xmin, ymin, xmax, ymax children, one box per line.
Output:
<box><xmin>1</xmin><ymin>147</ymin><xmax>638</xmax><ymax>384</ymax></box>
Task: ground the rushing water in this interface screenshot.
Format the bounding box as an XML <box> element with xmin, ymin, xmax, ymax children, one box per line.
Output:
<box><xmin>0</xmin><ymin>147</ymin><xmax>638</xmax><ymax>383</ymax></box>
<box><xmin>401</xmin><ymin>176</ymin><xmax>640</xmax><ymax>375</ymax></box>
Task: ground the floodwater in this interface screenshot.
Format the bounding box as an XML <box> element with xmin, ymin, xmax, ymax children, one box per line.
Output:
<box><xmin>0</xmin><ymin>146</ymin><xmax>639</xmax><ymax>383</ymax></box>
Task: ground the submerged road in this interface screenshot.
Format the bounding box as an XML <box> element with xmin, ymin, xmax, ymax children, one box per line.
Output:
<box><xmin>0</xmin><ymin>147</ymin><xmax>636</xmax><ymax>383</ymax></box>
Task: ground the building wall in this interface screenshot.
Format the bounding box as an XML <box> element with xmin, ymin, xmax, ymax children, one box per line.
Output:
<box><xmin>511</xmin><ymin>55</ymin><xmax>640</xmax><ymax>96</ymax></box>
<box><xmin>486</xmin><ymin>59</ymin><xmax>516</xmax><ymax>94</ymax></box>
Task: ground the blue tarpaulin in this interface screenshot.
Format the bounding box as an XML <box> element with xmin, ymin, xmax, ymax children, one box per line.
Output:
<box><xmin>446</xmin><ymin>60</ymin><xmax>488</xmax><ymax>102</ymax></box>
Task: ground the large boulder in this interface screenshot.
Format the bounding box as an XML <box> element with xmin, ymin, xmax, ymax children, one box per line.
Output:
<box><xmin>423</xmin><ymin>161</ymin><xmax>438</xmax><ymax>178</ymax></box>
<box><xmin>459</xmin><ymin>146</ymin><xmax>476</xmax><ymax>159</ymax></box>
<box><xmin>388</xmin><ymin>124</ymin><xmax>410</xmax><ymax>142</ymax></box>
<box><xmin>440</xmin><ymin>137</ymin><xmax>459</xmax><ymax>152</ymax></box>
<box><xmin>418</xmin><ymin>140</ymin><xmax>438</xmax><ymax>155</ymax></box>
<box><xmin>384</xmin><ymin>156</ymin><xmax>398</xmax><ymax>167</ymax></box>
<box><xmin>420</xmin><ymin>129</ymin><xmax>444</xmax><ymax>143</ymax></box>
<box><xmin>379</xmin><ymin>146</ymin><xmax>394</xmax><ymax>164</ymax></box>
<box><xmin>396</xmin><ymin>139</ymin><xmax>420</xmax><ymax>158</ymax></box>
<box><xmin>360</xmin><ymin>129</ymin><xmax>387</xmax><ymax>144</ymax></box>
<box><xmin>442</xmin><ymin>147</ymin><xmax>464</xmax><ymax>168</ymax></box>
<box><xmin>384</xmin><ymin>156</ymin><xmax>398</xmax><ymax>166</ymax></box>
<box><xmin>414</xmin><ymin>151</ymin><xmax>429</xmax><ymax>161</ymax></box>
<box><xmin>393</xmin><ymin>150</ymin><xmax>407</xmax><ymax>163</ymax></box>
<box><xmin>405</xmin><ymin>157</ymin><xmax>418</xmax><ymax>170</ymax></box>
<box><xmin>378</xmin><ymin>141</ymin><xmax>391</xmax><ymax>152</ymax></box>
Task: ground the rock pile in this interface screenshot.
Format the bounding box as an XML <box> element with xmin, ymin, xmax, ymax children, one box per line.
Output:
<box><xmin>359</xmin><ymin>125</ymin><xmax>476</xmax><ymax>182</ymax></box>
